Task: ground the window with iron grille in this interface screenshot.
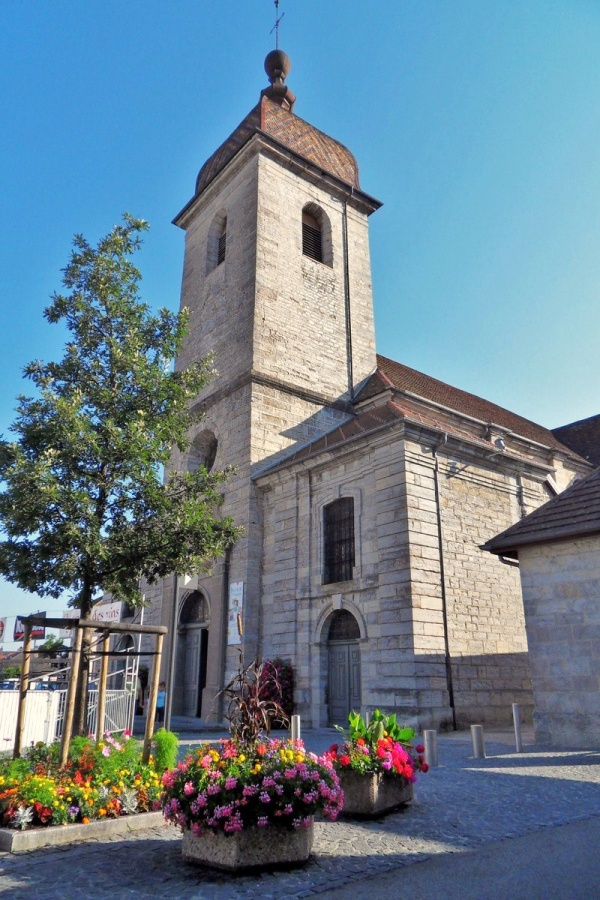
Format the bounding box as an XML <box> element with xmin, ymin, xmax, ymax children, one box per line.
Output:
<box><xmin>323</xmin><ymin>498</ymin><xmax>355</xmax><ymax>584</ymax></box>
<box><xmin>302</xmin><ymin>211</ymin><xmax>323</xmax><ymax>262</ymax></box>
<box><xmin>217</xmin><ymin>227</ymin><xmax>227</xmax><ymax>265</ymax></box>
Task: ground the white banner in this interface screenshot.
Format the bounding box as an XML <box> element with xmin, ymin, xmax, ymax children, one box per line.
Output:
<box><xmin>0</xmin><ymin>617</ymin><xmax>6</xmax><ymax>643</ymax></box>
<box><xmin>90</xmin><ymin>601</ymin><xmax>122</xmax><ymax>624</ymax></box>
<box><xmin>227</xmin><ymin>582</ymin><xmax>244</xmax><ymax>645</ymax></box>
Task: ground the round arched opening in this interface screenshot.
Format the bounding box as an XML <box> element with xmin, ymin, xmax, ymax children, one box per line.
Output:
<box><xmin>325</xmin><ymin>609</ymin><xmax>361</xmax><ymax>726</ymax></box>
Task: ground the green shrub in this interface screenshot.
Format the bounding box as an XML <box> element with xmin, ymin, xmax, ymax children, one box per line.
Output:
<box><xmin>152</xmin><ymin>728</ymin><xmax>178</xmax><ymax>771</ymax></box>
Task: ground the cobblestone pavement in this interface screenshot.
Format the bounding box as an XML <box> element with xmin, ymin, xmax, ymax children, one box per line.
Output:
<box><xmin>1</xmin><ymin>728</ymin><xmax>599</xmax><ymax>899</ymax></box>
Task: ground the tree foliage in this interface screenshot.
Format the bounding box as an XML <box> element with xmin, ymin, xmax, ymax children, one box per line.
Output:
<box><xmin>0</xmin><ymin>215</ymin><xmax>239</xmax><ymax>617</ymax></box>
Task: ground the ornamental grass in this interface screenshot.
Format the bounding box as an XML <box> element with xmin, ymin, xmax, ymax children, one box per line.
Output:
<box><xmin>0</xmin><ymin>731</ymin><xmax>165</xmax><ymax>830</ymax></box>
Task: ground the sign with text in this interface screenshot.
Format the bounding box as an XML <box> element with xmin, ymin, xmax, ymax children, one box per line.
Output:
<box><xmin>13</xmin><ymin>614</ymin><xmax>46</xmax><ymax>642</ymax></box>
<box><xmin>227</xmin><ymin>582</ymin><xmax>244</xmax><ymax>645</ymax></box>
<box><xmin>90</xmin><ymin>601</ymin><xmax>122</xmax><ymax>624</ymax></box>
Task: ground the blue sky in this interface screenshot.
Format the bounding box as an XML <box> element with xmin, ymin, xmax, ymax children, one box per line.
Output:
<box><xmin>1</xmin><ymin>0</ymin><xmax>599</xmax><ymax>641</ymax></box>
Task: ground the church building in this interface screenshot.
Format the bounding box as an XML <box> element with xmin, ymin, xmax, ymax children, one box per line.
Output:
<box><xmin>143</xmin><ymin>50</ymin><xmax>589</xmax><ymax>730</ymax></box>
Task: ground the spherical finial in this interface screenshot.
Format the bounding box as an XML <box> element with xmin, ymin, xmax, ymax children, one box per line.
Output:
<box><xmin>264</xmin><ymin>49</ymin><xmax>291</xmax><ymax>85</ymax></box>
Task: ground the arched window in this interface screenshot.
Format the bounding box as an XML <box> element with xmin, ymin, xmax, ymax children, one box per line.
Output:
<box><xmin>302</xmin><ymin>210</ymin><xmax>322</xmax><ymax>262</ymax></box>
<box><xmin>327</xmin><ymin>609</ymin><xmax>360</xmax><ymax>641</ymax></box>
<box><xmin>323</xmin><ymin>497</ymin><xmax>355</xmax><ymax>584</ymax></box>
<box><xmin>179</xmin><ymin>590</ymin><xmax>210</xmax><ymax>626</ymax></box>
<box><xmin>206</xmin><ymin>209</ymin><xmax>228</xmax><ymax>273</ymax></box>
<box><xmin>187</xmin><ymin>430</ymin><xmax>218</xmax><ymax>473</ymax></box>
<box><xmin>302</xmin><ymin>203</ymin><xmax>332</xmax><ymax>265</ymax></box>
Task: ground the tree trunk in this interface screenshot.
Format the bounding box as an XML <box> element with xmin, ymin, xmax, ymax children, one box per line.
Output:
<box><xmin>72</xmin><ymin>581</ymin><xmax>93</xmax><ymax>737</ymax></box>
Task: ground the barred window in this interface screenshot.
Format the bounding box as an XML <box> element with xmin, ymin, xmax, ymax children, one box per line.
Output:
<box><xmin>323</xmin><ymin>498</ymin><xmax>355</xmax><ymax>584</ymax></box>
<box><xmin>302</xmin><ymin>211</ymin><xmax>323</xmax><ymax>262</ymax></box>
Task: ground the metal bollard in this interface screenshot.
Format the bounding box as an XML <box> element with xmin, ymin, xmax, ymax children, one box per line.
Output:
<box><xmin>512</xmin><ymin>703</ymin><xmax>523</xmax><ymax>753</ymax></box>
<box><xmin>423</xmin><ymin>729</ymin><xmax>439</xmax><ymax>767</ymax></box>
<box><xmin>290</xmin><ymin>714</ymin><xmax>301</xmax><ymax>742</ymax></box>
<box><xmin>470</xmin><ymin>724</ymin><xmax>486</xmax><ymax>758</ymax></box>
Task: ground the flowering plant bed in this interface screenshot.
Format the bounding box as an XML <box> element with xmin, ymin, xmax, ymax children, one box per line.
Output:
<box><xmin>162</xmin><ymin>737</ymin><xmax>342</xmax><ymax>836</ymax></box>
<box><xmin>328</xmin><ymin>710</ymin><xmax>428</xmax><ymax>817</ymax></box>
<box><xmin>0</xmin><ymin>730</ymin><xmax>164</xmax><ymax>832</ymax></box>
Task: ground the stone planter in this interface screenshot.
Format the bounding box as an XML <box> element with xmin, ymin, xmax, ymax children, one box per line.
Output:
<box><xmin>181</xmin><ymin>821</ymin><xmax>314</xmax><ymax>871</ymax></box>
<box><xmin>339</xmin><ymin>770</ymin><xmax>414</xmax><ymax>817</ymax></box>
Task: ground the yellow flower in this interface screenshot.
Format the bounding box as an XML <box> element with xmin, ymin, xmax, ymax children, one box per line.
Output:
<box><xmin>238</xmin><ymin>755</ymin><xmax>246</xmax><ymax>763</ymax></box>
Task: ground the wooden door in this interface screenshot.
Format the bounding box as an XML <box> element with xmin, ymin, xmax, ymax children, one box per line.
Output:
<box><xmin>183</xmin><ymin>628</ymin><xmax>202</xmax><ymax>717</ymax></box>
<box><xmin>328</xmin><ymin>642</ymin><xmax>361</xmax><ymax>726</ymax></box>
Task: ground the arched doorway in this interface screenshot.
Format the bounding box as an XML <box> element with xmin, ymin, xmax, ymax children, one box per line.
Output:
<box><xmin>179</xmin><ymin>591</ymin><xmax>210</xmax><ymax>717</ymax></box>
<box><xmin>326</xmin><ymin>609</ymin><xmax>361</xmax><ymax>726</ymax></box>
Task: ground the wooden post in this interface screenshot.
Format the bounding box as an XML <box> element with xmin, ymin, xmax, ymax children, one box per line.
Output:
<box><xmin>60</xmin><ymin>626</ymin><xmax>84</xmax><ymax>767</ymax></box>
<box><xmin>143</xmin><ymin>631</ymin><xmax>164</xmax><ymax>763</ymax></box>
<box><xmin>13</xmin><ymin>623</ymin><xmax>33</xmax><ymax>759</ymax></box>
<box><xmin>96</xmin><ymin>631</ymin><xmax>110</xmax><ymax>742</ymax></box>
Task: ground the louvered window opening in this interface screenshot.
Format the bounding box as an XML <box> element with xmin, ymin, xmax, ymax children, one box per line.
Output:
<box><xmin>323</xmin><ymin>498</ymin><xmax>355</xmax><ymax>584</ymax></box>
<box><xmin>217</xmin><ymin>230</ymin><xmax>227</xmax><ymax>265</ymax></box>
<box><xmin>302</xmin><ymin>222</ymin><xmax>322</xmax><ymax>262</ymax></box>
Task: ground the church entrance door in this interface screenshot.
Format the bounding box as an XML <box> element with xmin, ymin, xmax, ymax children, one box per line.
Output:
<box><xmin>326</xmin><ymin>610</ymin><xmax>361</xmax><ymax>726</ymax></box>
<box><xmin>182</xmin><ymin>626</ymin><xmax>208</xmax><ymax>717</ymax></box>
<box><xmin>179</xmin><ymin>591</ymin><xmax>210</xmax><ymax>719</ymax></box>
<box><xmin>328</xmin><ymin>642</ymin><xmax>361</xmax><ymax>726</ymax></box>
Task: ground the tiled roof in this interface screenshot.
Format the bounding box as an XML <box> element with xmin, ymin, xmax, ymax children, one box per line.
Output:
<box><xmin>359</xmin><ymin>356</ymin><xmax>579</xmax><ymax>455</ymax></box>
<box><xmin>195</xmin><ymin>96</ymin><xmax>360</xmax><ymax>196</ymax></box>
<box><xmin>483</xmin><ymin>467</ymin><xmax>600</xmax><ymax>555</ymax></box>
<box><xmin>552</xmin><ymin>414</ymin><xmax>600</xmax><ymax>467</ymax></box>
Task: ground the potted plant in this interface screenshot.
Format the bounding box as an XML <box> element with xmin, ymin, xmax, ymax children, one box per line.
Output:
<box><xmin>161</xmin><ymin>658</ymin><xmax>343</xmax><ymax>871</ymax></box>
<box><xmin>328</xmin><ymin>710</ymin><xmax>428</xmax><ymax>817</ymax></box>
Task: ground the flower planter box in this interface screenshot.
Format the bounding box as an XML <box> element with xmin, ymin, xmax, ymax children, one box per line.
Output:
<box><xmin>181</xmin><ymin>821</ymin><xmax>314</xmax><ymax>871</ymax></box>
<box><xmin>0</xmin><ymin>810</ymin><xmax>165</xmax><ymax>853</ymax></box>
<box><xmin>339</xmin><ymin>770</ymin><xmax>413</xmax><ymax>817</ymax></box>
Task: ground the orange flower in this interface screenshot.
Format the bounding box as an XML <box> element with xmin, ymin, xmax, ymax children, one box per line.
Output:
<box><xmin>82</xmin><ymin>817</ymin><xmax>90</xmax><ymax>825</ymax></box>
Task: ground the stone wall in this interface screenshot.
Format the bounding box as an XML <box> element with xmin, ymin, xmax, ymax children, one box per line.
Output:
<box><xmin>518</xmin><ymin>535</ymin><xmax>600</xmax><ymax>748</ymax></box>
<box><xmin>256</xmin><ymin>422</ymin><xmax>583</xmax><ymax>730</ymax></box>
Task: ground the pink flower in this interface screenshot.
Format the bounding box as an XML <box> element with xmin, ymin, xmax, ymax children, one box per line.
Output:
<box><xmin>183</xmin><ymin>781</ymin><xmax>195</xmax><ymax>796</ymax></box>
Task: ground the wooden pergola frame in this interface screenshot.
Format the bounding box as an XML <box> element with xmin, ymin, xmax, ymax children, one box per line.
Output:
<box><xmin>14</xmin><ymin>615</ymin><xmax>167</xmax><ymax>765</ymax></box>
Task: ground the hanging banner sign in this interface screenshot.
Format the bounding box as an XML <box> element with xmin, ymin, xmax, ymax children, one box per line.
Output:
<box><xmin>227</xmin><ymin>582</ymin><xmax>244</xmax><ymax>645</ymax></box>
<box><xmin>0</xmin><ymin>617</ymin><xmax>6</xmax><ymax>643</ymax></box>
<box><xmin>90</xmin><ymin>601</ymin><xmax>122</xmax><ymax>624</ymax></box>
<box><xmin>13</xmin><ymin>614</ymin><xmax>46</xmax><ymax>642</ymax></box>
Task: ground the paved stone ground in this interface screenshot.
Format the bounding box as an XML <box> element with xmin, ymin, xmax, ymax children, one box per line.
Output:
<box><xmin>1</xmin><ymin>727</ymin><xmax>599</xmax><ymax>898</ymax></box>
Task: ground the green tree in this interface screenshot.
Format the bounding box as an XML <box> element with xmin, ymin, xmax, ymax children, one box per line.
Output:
<box><xmin>0</xmin><ymin>215</ymin><xmax>239</xmax><ymax>733</ymax></box>
<box><xmin>38</xmin><ymin>634</ymin><xmax>68</xmax><ymax>659</ymax></box>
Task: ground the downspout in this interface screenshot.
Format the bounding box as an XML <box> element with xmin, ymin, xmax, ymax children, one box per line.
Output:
<box><xmin>432</xmin><ymin>435</ymin><xmax>457</xmax><ymax>730</ymax></box>
<box><xmin>342</xmin><ymin>194</ymin><xmax>354</xmax><ymax>400</ymax></box>
<box><xmin>218</xmin><ymin>547</ymin><xmax>232</xmax><ymax>721</ymax></box>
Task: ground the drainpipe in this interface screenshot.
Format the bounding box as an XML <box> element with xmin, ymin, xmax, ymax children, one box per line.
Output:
<box><xmin>342</xmin><ymin>194</ymin><xmax>354</xmax><ymax>400</ymax></box>
<box><xmin>432</xmin><ymin>435</ymin><xmax>457</xmax><ymax>731</ymax></box>
<box><xmin>164</xmin><ymin>575</ymin><xmax>179</xmax><ymax>731</ymax></box>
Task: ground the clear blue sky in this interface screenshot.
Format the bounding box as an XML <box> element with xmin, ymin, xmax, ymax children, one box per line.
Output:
<box><xmin>1</xmin><ymin>1</ymin><xmax>599</xmax><ymax>641</ymax></box>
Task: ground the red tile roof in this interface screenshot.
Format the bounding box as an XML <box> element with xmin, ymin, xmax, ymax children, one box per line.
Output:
<box><xmin>360</xmin><ymin>356</ymin><xmax>579</xmax><ymax>455</ymax></box>
<box><xmin>194</xmin><ymin>96</ymin><xmax>360</xmax><ymax>196</ymax></box>
<box><xmin>484</xmin><ymin>467</ymin><xmax>600</xmax><ymax>555</ymax></box>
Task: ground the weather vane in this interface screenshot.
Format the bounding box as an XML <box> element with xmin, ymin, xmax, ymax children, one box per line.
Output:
<box><xmin>270</xmin><ymin>0</ymin><xmax>285</xmax><ymax>50</ymax></box>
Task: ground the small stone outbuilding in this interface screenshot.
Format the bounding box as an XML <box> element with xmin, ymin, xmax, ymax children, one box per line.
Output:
<box><xmin>484</xmin><ymin>468</ymin><xmax>600</xmax><ymax>748</ymax></box>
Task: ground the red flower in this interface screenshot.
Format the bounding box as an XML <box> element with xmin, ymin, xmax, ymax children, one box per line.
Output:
<box><xmin>329</xmin><ymin>744</ymin><xmax>339</xmax><ymax>754</ymax></box>
<box><xmin>339</xmin><ymin>754</ymin><xmax>351</xmax><ymax>767</ymax></box>
<box><xmin>421</xmin><ymin>762</ymin><xmax>430</xmax><ymax>773</ymax></box>
<box><xmin>416</xmin><ymin>744</ymin><xmax>424</xmax><ymax>753</ymax></box>
<box><xmin>356</xmin><ymin>738</ymin><xmax>365</xmax><ymax>746</ymax></box>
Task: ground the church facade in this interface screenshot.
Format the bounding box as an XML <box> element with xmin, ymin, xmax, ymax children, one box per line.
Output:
<box><xmin>143</xmin><ymin>51</ymin><xmax>589</xmax><ymax>730</ymax></box>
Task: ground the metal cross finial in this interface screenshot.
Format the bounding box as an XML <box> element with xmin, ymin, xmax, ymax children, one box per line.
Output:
<box><xmin>270</xmin><ymin>0</ymin><xmax>285</xmax><ymax>50</ymax></box>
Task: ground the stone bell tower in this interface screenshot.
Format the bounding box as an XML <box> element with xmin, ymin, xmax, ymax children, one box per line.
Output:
<box><xmin>163</xmin><ymin>50</ymin><xmax>382</xmax><ymax>719</ymax></box>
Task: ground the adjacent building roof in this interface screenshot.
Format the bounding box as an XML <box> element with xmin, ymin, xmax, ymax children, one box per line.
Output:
<box><xmin>551</xmin><ymin>414</ymin><xmax>600</xmax><ymax>467</ymax></box>
<box><xmin>483</xmin><ymin>466</ymin><xmax>600</xmax><ymax>556</ymax></box>
<box><xmin>194</xmin><ymin>95</ymin><xmax>361</xmax><ymax>198</ymax></box>
<box><xmin>359</xmin><ymin>356</ymin><xmax>581</xmax><ymax>456</ymax></box>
